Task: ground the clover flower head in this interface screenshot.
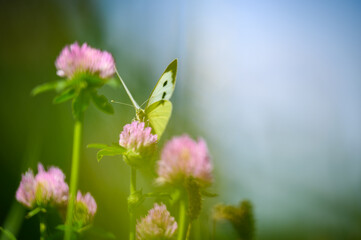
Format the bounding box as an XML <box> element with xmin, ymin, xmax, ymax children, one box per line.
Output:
<box><xmin>16</xmin><ymin>170</ymin><xmax>36</xmax><ymax>208</ymax></box>
<box><xmin>16</xmin><ymin>163</ymin><xmax>69</xmax><ymax>209</ymax></box>
<box><xmin>136</xmin><ymin>203</ymin><xmax>177</xmax><ymax>240</ymax></box>
<box><xmin>74</xmin><ymin>191</ymin><xmax>97</xmax><ymax>225</ymax></box>
<box><xmin>119</xmin><ymin>121</ymin><xmax>158</xmax><ymax>151</ymax></box>
<box><xmin>156</xmin><ymin>135</ymin><xmax>213</xmax><ymax>187</ymax></box>
<box><xmin>55</xmin><ymin>42</ymin><xmax>115</xmax><ymax>79</ymax></box>
<box><xmin>119</xmin><ymin>121</ymin><xmax>157</xmax><ymax>167</ymax></box>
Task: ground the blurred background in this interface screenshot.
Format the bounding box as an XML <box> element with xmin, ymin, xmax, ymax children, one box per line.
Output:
<box><xmin>1</xmin><ymin>0</ymin><xmax>361</xmax><ymax>239</ymax></box>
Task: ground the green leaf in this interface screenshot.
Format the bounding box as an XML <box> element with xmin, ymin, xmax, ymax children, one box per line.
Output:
<box><xmin>72</xmin><ymin>90</ymin><xmax>90</xmax><ymax>120</ymax></box>
<box><xmin>53</xmin><ymin>88</ymin><xmax>76</xmax><ymax>104</ymax></box>
<box><xmin>0</xmin><ymin>227</ymin><xmax>17</xmax><ymax>240</ymax></box>
<box><xmin>25</xmin><ymin>207</ymin><xmax>46</xmax><ymax>219</ymax></box>
<box><xmin>90</xmin><ymin>91</ymin><xmax>114</xmax><ymax>114</ymax></box>
<box><xmin>97</xmin><ymin>146</ymin><xmax>126</xmax><ymax>162</ymax></box>
<box><xmin>87</xmin><ymin>143</ymin><xmax>109</xmax><ymax>149</ymax></box>
<box><xmin>31</xmin><ymin>80</ymin><xmax>68</xmax><ymax>96</ymax></box>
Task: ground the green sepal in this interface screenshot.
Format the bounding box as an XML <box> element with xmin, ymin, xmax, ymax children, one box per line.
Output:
<box><xmin>25</xmin><ymin>207</ymin><xmax>46</xmax><ymax>219</ymax></box>
<box><xmin>122</xmin><ymin>150</ymin><xmax>143</xmax><ymax>167</ymax></box>
<box><xmin>87</xmin><ymin>143</ymin><xmax>109</xmax><ymax>149</ymax></box>
<box><xmin>90</xmin><ymin>90</ymin><xmax>114</xmax><ymax>114</ymax></box>
<box><xmin>96</xmin><ymin>145</ymin><xmax>126</xmax><ymax>162</ymax></box>
<box><xmin>72</xmin><ymin>89</ymin><xmax>90</xmax><ymax>120</ymax></box>
<box><xmin>31</xmin><ymin>80</ymin><xmax>68</xmax><ymax>96</ymax></box>
<box><xmin>0</xmin><ymin>227</ymin><xmax>17</xmax><ymax>240</ymax></box>
<box><xmin>53</xmin><ymin>88</ymin><xmax>76</xmax><ymax>104</ymax></box>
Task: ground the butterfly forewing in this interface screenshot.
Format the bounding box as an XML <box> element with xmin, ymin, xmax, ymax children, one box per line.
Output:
<box><xmin>146</xmin><ymin>59</ymin><xmax>177</xmax><ymax>107</ymax></box>
<box><xmin>145</xmin><ymin>100</ymin><xmax>172</xmax><ymax>139</ymax></box>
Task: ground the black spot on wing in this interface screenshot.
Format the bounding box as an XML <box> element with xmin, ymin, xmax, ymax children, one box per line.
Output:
<box><xmin>163</xmin><ymin>81</ymin><xmax>168</xmax><ymax>87</ymax></box>
<box><xmin>162</xmin><ymin>92</ymin><xmax>166</xmax><ymax>99</ymax></box>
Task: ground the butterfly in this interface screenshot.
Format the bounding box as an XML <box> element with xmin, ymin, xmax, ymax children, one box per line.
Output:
<box><xmin>115</xmin><ymin>59</ymin><xmax>177</xmax><ymax>139</ymax></box>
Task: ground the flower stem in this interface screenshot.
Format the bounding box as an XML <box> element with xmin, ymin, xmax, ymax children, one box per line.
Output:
<box><xmin>129</xmin><ymin>167</ymin><xmax>136</xmax><ymax>240</ymax></box>
<box><xmin>39</xmin><ymin>213</ymin><xmax>46</xmax><ymax>240</ymax></box>
<box><xmin>64</xmin><ymin>119</ymin><xmax>83</xmax><ymax>240</ymax></box>
<box><xmin>186</xmin><ymin>222</ymin><xmax>192</xmax><ymax>240</ymax></box>
<box><xmin>177</xmin><ymin>197</ymin><xmax>187</xmax><ymax>240</ymax></box>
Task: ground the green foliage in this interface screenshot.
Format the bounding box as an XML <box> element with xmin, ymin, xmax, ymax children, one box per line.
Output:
<box><xmin>72</xmin><ymin>89</ymin><xmax>91</xmax><ymax>120</ymax></box>
<box><xmin>32</xmin><ymin>72</ymin><xmax>114</xmax><ymax>120</ymax></box>
<box><xmin>201</xmin><ymin>190</ymin><xmax>218</xmax><ymax>198</ymax></box>
<box><xmin>31</xmin><ymin>80</ymin><xmax>68</xmax><ymax>96</ymax></box>
<box><xmin>25</xmin><ymin>207</ymin><xmax>46</xmax><ymax>219</ymax></box>
<box><xmin>53</xmin><ymin>88</ymin><xmax>76</xmax><ymax>104</ymax></box>
<box><xmin>213</xmin><ymin>200</ymin><xmax>255</xmax><ymax>240</ymax></box>
<box><xmin>127</xmin><ymin>189</ymin><xmax>145</xmax><ymax>212</ymax></box>
<box><xmin>186</xmin><ymin>178</ymin><xmax>202</xmax><ymax>221</ymax></box>
<box><xmin>95</xmin><ymin>145</ymin><xmax>126</xmax><ymax>162</ymax></box>
<box><xmin>90</xmin><ymin>91</ymin><xmax>114</xmax><ymax>114</ymax></box>
<box><xmin>0</xmin><ymin>227</ymin><xmax>16</xmax><ymax>240</ymax></box>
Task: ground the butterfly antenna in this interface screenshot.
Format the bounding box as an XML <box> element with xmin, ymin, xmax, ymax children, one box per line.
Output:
<box><xmin>140</xmin><ymin>98</ymin><xmax>149</xmax><ymax>108</ymax></box>
<box><xmin>110</xmin><ymin>100</ymin><xmax>134</xmax><ymax>108</ymax></box>
<box><xmin>114</xmin><ymin>67</ymin><xmax>140</xmax><ymax>109</ymax></box>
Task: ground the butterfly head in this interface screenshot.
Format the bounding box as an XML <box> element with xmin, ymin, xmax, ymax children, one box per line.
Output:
<box><xmin>136</xmin><ymin>108</ymin><xmax>146</xmax><ymax>122</ymax></box>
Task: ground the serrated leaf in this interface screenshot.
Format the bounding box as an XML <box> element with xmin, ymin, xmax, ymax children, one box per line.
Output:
<box><xmin>90</xmin><ymin>91</ymin><xmax>114</xmax><ymax>114</ymax></box>
<box><xmin>0</xmin><ymin>227</ymin><xmax>17</xmax><ymax>240</ymax></box>
<box><xmin>25</xmin><ymin>207</ymin><xmax>46</xmax><ymax>219</ymax></box>
<box><xmin>31</xmin><ymin>80</ymin><xmax>68</xmax><ymax>96</ymax></box>
<box><xmin>87</xmin><ymin>143</ymin><xmax>109</xmax><ymax>149</ymax></box>
<box><xmin>72</xmin><ymin>90</ymin><xmax>90</xmax><ymax>120</ymax></box>
<box><xmin>53</xmin><ymin>88</ymin><xmax>76</xmax><ymax>104</ymax></box>
<box><xmin>97</xmin><ymin>146</ymin><xmax>126</xmax><ymax>162</ymax></box>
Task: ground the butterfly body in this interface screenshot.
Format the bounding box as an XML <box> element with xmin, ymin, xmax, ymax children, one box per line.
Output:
<box><xmin>116</xmin><ymin>59</ymin><xmax>177</xmax><ymax>139</ymax></box>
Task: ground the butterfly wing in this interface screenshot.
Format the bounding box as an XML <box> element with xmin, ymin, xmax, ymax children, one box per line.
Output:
<box><xmin>145</xmin><ymin>100</ymin><xmax>172</xmax><ymax>139</ymax></box>
<box><xmin>146</xmin><ymin>59</ymin><xmax>177</xmax><ymax>107</ymax></box>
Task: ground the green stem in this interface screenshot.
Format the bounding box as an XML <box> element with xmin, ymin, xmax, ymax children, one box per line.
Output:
<box><xmin>129</xmin><ymin>167</ymin><xmax>137</xmax><ymax>240</ymax></box>
<box><xmin>64</xmin><ymin>119</ymin><xmax>83</xmax><ymax>240</ymax></box>
<box><xmin>39</xmin><ymin>213</ymin><xmax>46</xmax><ymax>240</ymax></box>
<box><xmin>185</xmin><ymin>222</ymin><xmax>192</xmax><ymax>240</ymax></box>
<box><xmin>177</xmin><ymin>197</ymin><xmax>187</xmax><ymax>240</ymax></box>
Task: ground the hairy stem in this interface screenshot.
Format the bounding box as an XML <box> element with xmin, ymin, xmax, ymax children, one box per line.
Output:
<box><xmin>129</xmin><ymin>167</ymin><xmax>137</xmax><ymax>240</ymax></box>
<box><xmin>177</xmin><ymin>197</ymin><xmax>187</xmax><ymax>240</ymax></box>
<box><xmin>64</xmin><ymin>119</ymin><xmax>83</xmax><ymax>240</ymax></box>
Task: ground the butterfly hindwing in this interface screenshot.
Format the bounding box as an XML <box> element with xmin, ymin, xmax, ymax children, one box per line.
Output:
<box><xmin>145</xmin><ymin>100</ymin><xmax>172</xmax><ymax>139</ymax></box>
<box><xmin>146</xmin><ymin>59</ymin><xmax>177</xmax><ymax>107</ymax></box>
